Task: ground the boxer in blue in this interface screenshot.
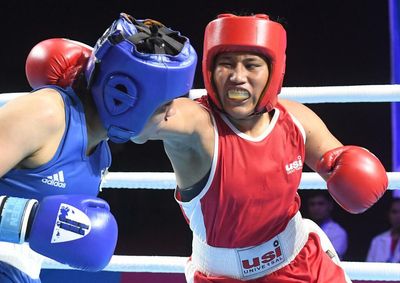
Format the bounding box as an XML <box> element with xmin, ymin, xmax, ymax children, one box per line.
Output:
<box><xmin>0</xmin><ymin>12</ymin><xmax>197</xmax><ymax>282</ymax></box>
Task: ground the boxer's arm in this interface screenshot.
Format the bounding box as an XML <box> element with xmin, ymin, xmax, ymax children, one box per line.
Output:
<box><xmin>134</xmin><ymin>97</ymin><xmax>212</xmax><ymax>145</ymax></box>
<box><xmin>149</xmin><ymin>97</ymin><xmax>214</xmax><ymax>189</ymax></box>
<box><xmin>279</xmin><ymin>99</ymin><xmax>343</xmax><ymax>170</ymax></box>
<box><xmin>0</xmin><ymin>88</ymin><xmax>65</xmax><ymax>176</ymax></box>
<box><xmin>281</xmin><ymin>99</ymin><xmax>387</xmax><ymax>214</ymax></box>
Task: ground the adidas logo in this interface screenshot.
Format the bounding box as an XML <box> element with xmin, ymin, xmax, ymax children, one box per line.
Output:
<box><xmin>42</xmin><ymin>171</ymin><xmax>67</xmax><ymax>188</ymax></box>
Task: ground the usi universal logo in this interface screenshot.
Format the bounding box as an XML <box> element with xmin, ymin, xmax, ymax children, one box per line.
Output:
<box><xmin>285</xmin><ymin>156</ymin><xmax>303</xmax><ymax>174</ymax></box>
<box><xmin>238</xmin><ymin>238</ymin><xmax>284</xmax><ymax>279</ymax></box>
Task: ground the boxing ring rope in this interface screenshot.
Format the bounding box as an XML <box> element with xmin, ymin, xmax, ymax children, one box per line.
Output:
<box><xmin>1</xmin><ymin>84</ymin><xmax>400</xmax><ymax>106</ymax></box>
<box><xmin>41</xmin><ymin>256</ymin><xmax>400</xmax><ymax>281</ymax></box>
<box><xmin>100</xmin><ymin>171</ymin><xmax>400</xmax><ymax>190</ymax></box>
<box><xmin>189</xmin><ymin>84</ymin><xmax>400</xmax><ymax>102</ymax></box>
<box><xmin>2</xmin><ymin>85</ymin><xmax>400</xmax><ymax>281</ymax></box>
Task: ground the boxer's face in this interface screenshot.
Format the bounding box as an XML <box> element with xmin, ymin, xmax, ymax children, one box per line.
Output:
<box><xmin>307</xmin><ymin>195</ymin><xmax>333</xmax><ymax>222</ymax></box>
<box><xmin>212</xmin><ymin>52</ymin><xmax>269</xmax><ymax>119</ymax></box>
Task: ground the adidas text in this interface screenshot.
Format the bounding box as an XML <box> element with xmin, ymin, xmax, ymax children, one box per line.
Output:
<box><xmin>41</xmin><ymin>178</ymin><xmax>66</xmax><ymax>188</ymax></box>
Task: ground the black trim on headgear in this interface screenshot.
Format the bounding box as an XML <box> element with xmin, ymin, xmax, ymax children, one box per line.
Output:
<box><xmin>86</xmin><ymin>61</ymin><xmax>100</xmax><ymax>90</ymax></box>
<box><xmin>128</xmin><ymin>18</ymin><xmax>185</xmax><ymax>55</ymax></box>
<box><xmin>102</xmin><ymin>13</ymin><xmax>186</xmax><ymax>56</ymax></box>
<box><xmin>87</xmin><ymin>14</ymin><xmax>187</xmax><ymax>90</ymax></box>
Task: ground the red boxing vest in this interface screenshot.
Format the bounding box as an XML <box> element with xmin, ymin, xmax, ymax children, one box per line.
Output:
<box><xmin>177</xmin><ymin>97</ymin><xmax>305</xmax><ymax>248</ymax></box>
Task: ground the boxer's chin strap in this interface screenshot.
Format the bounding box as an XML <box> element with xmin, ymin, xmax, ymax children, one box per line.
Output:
<box><xmin>209</xmin><ymin>98</ymin><xmax>270</xmax><ymax>121</ymax></box>
<box><xmin>249</xmin><ymin>107</ymin><xmax>268</xmax><ymax>117</ymax></box>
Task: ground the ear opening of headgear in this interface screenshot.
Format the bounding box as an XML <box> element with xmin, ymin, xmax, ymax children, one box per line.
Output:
<box><xmin>85</xmin><ymin>12</ymin><xmax>197</xmax><ymax>143</ymax></box>
<box><xmin>202</xmin><ymin>13</ymin><xmax>286</xmax><ymax>113</ymax></box>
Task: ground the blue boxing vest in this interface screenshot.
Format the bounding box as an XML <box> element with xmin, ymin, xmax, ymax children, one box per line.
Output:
<box><xmin>0</xmin><ymin>86</ymin><xmax>111</xmax><ymax>200</ymax></box>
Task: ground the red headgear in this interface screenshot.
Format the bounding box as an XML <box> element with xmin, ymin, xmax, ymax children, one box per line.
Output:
<box><xmin>202</xmin><ymin>14</ymin><xmax>287</xmax><ymax>112</ymax></box>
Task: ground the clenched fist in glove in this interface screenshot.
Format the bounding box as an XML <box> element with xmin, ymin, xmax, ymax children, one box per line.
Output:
<box><xmin>316</xmin><ymin>146</ymin><xmax>388</xmax><ymax>214</ymax></box>
<box><xmin>0</xmin><ymin>194</ymin><xmax>117</xmax><ymax>271</ymax></box>
<box><xmin>25</xmin><ymin>38</ymin><xmax>92</xmax><ymax>89</ymax></box>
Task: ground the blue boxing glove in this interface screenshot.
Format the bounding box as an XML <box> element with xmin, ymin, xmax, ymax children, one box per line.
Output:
<box><xmin>0</xmin><ymin>195</ymin><xmax>118</xmax><ymax>271</ymax></box>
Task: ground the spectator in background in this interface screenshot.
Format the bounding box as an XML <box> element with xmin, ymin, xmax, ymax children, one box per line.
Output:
<box><xmin>307</xmin><ymin>191</ymin><xmax>348</xmax><ymax>260</ymax></box>
<box><xmin>366</xmin><ymin>198</ymin><xmax>400</xmax><ymax>262</ymax></box>
<box><xmin>393</xmin><ymin>188</ymin><xmax>400</xmax><ymax>198</ymax></box>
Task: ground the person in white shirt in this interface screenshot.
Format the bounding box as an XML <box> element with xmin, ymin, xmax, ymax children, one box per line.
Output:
<box><xmin>366</xmin><ymin>198</ymin><xmax>400</xmax><ymax>263</ymax></box>
<box><xmin>307</xmin><ymin>191</ymin><xmax>348</xmax><ymax>260</ymax></box>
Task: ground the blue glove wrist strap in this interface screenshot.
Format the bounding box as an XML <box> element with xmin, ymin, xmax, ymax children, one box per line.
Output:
<box><xmin>0</xmin><ymin>197</ymin><xmax>37</xmax><ymax>243</ymax></box>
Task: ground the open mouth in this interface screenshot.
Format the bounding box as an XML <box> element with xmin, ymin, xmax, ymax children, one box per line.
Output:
<box><xmin>227</xmin><ymin>89</ymin><xmax>250</xmax><ymax>101</ymax></box>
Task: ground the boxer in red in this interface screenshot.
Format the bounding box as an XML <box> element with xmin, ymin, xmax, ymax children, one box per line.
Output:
<box><xmin>133</xmin><ymin>13</ymin><xmax>388</xmax><ymax>282</ymax></box>
<box><xmin>35</xmin><ymin>13</ymin><xmax>388</xmax><ymax>283</ymax></box>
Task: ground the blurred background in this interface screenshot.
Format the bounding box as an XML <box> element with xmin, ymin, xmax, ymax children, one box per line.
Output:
<box><xmin>0</xmin><ymin>0</ymin><xmax>397</xmax><ymax>281</ymax></box>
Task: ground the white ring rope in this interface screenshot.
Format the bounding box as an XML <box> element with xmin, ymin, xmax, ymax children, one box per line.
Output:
<box><xmin>189</xmin><ymin>84</ymin><xmax>400</xmax><ymax>102</ymax></box>
<box><xmin>101</xmin><ymin>172</ymin><xmax>400</xmax><ymax>190</ymax></box>
<box><xmin>41</xmin><ymin>256</ymin><xmax>400</xmax><ymax>281</ymax></box>
<box><xmin>1</xmin><ymin>84</ymin><xmax>400</xmax><ymax>106</ymax></box>
<box><xmin>0</xmin><ymin>92</ymin><xmax>27</xmax><ymax>105</ymax></box>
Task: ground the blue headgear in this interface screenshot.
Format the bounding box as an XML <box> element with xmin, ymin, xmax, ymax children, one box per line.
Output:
<box><xmin>85</xmin><ymin>13</ymin><xmax>197</xmax><ymax>143</ymax></box>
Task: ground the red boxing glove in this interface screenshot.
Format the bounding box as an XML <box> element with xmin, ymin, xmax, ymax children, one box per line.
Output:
<box><xmin>25</xmin><ymin>38</ymin><xmax>92</xmax><ymax>89</ymax></box>
<box><xmin>316</xmin><ymin>146</ymin><xmax>388</xmax><ymax>214</ymax></box>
